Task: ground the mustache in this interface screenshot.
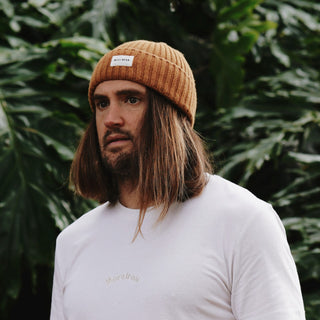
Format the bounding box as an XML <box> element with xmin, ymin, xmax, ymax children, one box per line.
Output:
<box><xmin>102</xmin><ymin>128</ymin><xmax>134</xmax><ymax>148</ymax></box>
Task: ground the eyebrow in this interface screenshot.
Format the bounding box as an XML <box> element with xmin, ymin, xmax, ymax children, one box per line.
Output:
<box><xmin>93</xmin><ymin>89</ymin><xmax>146</xmax><ymax>100</ymax></box>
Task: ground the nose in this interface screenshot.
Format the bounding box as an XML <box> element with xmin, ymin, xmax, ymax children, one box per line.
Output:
<box><xmin>103</xmin><ymin>103</ymin><xmax>124</xmax><ymax>128</ymax></box>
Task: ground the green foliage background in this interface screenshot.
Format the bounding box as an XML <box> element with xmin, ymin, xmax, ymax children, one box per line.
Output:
<box><xmin>0</xmin><ymin>0</ymin><xmax>319</xmax><ymax>318</ymax></box>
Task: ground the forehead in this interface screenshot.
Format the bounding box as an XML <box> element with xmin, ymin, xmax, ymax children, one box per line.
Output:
<box><xmin>94</xmin><ymin>80</ymin><xmax>147</xmax><ymax>95</ymax></box>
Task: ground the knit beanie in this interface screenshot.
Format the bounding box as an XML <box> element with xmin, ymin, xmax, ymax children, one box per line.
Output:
<box><xmin>88</xmin><ymin>40</ymin><xmax>197</xmax><ymax>126</ymax></box>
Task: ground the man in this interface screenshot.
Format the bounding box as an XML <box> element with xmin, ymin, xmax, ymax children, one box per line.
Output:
<box><xmin>50</xmin><ymin>40</ymin><xmax>305</xmax><ymax>319</ymax></box>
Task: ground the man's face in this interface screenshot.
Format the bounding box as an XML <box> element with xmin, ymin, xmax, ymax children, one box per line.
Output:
<box><xmin>94</xmin><ymin>80</ymin><xmax>148</xmax><ymax>172</ymax></box>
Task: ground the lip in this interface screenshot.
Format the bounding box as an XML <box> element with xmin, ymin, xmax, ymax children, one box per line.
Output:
<box><xmin>105</xmin><ymin>134</ymin><xmax>130</xmax><ymax>147</ymax></box>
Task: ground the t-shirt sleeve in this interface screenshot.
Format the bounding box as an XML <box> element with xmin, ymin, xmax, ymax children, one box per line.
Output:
<box><xmin>50</xmin><ymin>237</ymin><xmax>66</xmax><ymax>320</ymax></box>
<box><xmin>230</xmin><ymin>204</ymin><xmax>305</xmax><ymax>320</ymax></box>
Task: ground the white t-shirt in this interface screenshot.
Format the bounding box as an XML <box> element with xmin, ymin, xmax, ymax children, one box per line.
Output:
<box><xmin>50</xmin><ymin>175</ymin><xmax>305</xmax><ymax>320</ymax></box>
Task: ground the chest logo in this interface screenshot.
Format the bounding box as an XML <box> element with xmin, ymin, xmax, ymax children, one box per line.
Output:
<box><xmin>106</xmin><ymin>273</ymin><xmax>139</xmax><ymax>286</ymax></box>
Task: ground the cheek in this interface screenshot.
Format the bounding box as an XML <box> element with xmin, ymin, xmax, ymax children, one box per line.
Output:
<box><xmin>130</xmin><ymin>111</ymin><xmax>146</xmax><ymax>132</ymax></box>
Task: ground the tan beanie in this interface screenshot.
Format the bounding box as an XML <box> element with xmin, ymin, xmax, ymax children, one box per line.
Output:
<box><xmin>88</xmin><ymin>40</ymin><xmax>197</xmax><ymax>125</ymax></box>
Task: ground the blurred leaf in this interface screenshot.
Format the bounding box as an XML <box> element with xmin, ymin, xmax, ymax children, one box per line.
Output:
<box><xmin>219</xmin><ymin>0</ymin><xmax>262</xmax><ymax>21</ymax></box>
<box><xmin>288</xmin><ymin>152</ymin><xmax>320</xmax><ymax>164</ymax></box>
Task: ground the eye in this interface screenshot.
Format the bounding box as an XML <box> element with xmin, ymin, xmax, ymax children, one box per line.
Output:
<box><xmin>96</xmin><ymin>100</ymin><xmax>109</xmax><ymax>109</ymax></box>
<box><xmin>126</xmin><ymin>96</ymin><xmax>140</xmax><ymax>104</ymax></box>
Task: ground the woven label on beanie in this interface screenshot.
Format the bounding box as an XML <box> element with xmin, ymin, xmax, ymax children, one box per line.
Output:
<box><xmin>110</xmin><ymin>55</ymin><xmax>134</xmax><ymax>67</ymax></box>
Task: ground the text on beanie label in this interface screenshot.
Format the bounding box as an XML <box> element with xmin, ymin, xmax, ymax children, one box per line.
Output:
<box><xmin>110</xmin><ymin>55</ymin><xmax>134</xmax><ymax>67</ymax></box>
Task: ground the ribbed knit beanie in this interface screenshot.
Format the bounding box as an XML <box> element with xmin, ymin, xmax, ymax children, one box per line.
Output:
<box><xmin>88</xmin><ymin>40</ymin><xmax>197</xmax><ymax>126</ymax></box>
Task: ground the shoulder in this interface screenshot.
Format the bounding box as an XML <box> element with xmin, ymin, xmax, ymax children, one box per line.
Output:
<box><xmin>56</xmin><ymin>202</ymin><xmax>109</xmax><ymax>246</ymax></box>
<box><xmin>204</xmin><ymin>174</ymin><xmax>267</xmax><ymax>207</ymax></box>
<box><xmin>195</xmin><ymin>175</ymin><xmax>293</xmax><ymax>277</ymax></box>
<box><xmin>198</xmin><ymin>174</ymin><xmax>274</xmax><ymax>217</ymax></box>
<box><xmin>188</xmin><ymin>174</ymin><xmax>286</xmax><ymax>238</ymax></box>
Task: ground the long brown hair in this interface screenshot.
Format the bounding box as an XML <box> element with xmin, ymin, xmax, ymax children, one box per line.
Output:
<box><xmin>70</xmin><ymin>88</ymin><xmax>213</xmax><ymax>236</ymax></box>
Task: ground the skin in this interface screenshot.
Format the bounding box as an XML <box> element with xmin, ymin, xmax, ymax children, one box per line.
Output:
<box><xmin>94</xmin><ymin>80</ymin><xmax>148</xmax><ymax>208</ymax></box>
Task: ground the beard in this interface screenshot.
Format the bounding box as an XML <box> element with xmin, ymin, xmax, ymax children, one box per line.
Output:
<box><xmin>100</xmin><ymin>129</ymin><xmax>139</xmax><ymax>183</ymax></box>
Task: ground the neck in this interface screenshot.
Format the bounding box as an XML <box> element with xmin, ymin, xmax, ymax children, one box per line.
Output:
<box><xmin>118</xmin><ymin>179</ymin><xmax>140</xmax><ymax>209</ymax></box>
